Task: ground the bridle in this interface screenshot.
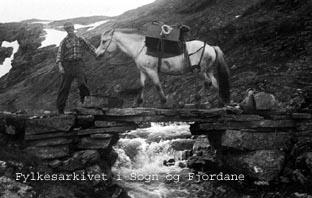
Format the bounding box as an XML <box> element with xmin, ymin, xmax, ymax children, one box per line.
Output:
<box><xmin>101</xmin><ymin>29</ymin><xmax>115</xmax><ymax>57</ymax></box>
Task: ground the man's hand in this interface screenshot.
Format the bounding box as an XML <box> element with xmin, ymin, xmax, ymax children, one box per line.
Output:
<box><xmin>58</xmin><ymin>63</ymin><xmax>65</xmax><ymax>74</ymax></box>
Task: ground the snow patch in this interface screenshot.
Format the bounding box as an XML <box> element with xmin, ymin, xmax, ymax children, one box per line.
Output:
<box><xmin>74</xmin><ymin>20</ymin><xmax>109</xmax><ymax>31</ymax></box>
<box><xmin>32</xmin><ymin>21</ymin><xmax>51</xmax><ymax>24</ymax></box>
<box><xmin>0</xmin><ymin>41</ymin><xmax>19</xmax><ymax>77</ymax></box>
<box><xmin>40</xmin><ymin>29</ymin><xmax>67</xmax><ymax>48</ymax></box>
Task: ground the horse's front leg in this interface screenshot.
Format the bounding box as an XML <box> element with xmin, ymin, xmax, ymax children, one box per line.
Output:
<box><xmin>133</xmin><ymin>71</ymin><xmax>146</xmax><ymax>107</ymax></box>
<box><xmin>147</xmin><ymin>69</ymin><xmax>167</xmax><ymax>105</ymax></box>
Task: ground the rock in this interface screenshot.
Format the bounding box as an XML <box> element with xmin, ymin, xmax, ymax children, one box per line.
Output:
<box><xmin>77</xmin><ymin>137</ymin><xmax>116</xmax><ymax>149</ymax></box>
<box><xmin>25</xmin><ymin>145</ymin><xmax>69</xmax><ymax>160</ymax></box>
<box><xmin>163</xmin><ymin>159</ymin><xmax>175</xmax><ymax>166</ymax></box>
<box><xmin>90</xmin><ymin>133</ymin><xmax>114</xmax><ymax>139</ymax></box>
<box><xmin>82</xmin><ymin>96</ymin><xmax>123</xmax><ymax>108</ymax></box>
<box><xmin>240</xmin><ymin>89</ymin><xmax>256</xmax><ymax>112</ymax></box>
<box><xmin>25</xmin><ymin>115</ymin><xmax>75</xmax><ymax>135</ymax></box>
<box><xmin>74</xmin><ymin>107</ymin><xmax>104</xmax><ymax>115</ymax></box>
<box><xmin>193</xmin><ymin>135</ymin><xmax>211</xmax><ymax>155</ymax></box>
<box><xmin>225</xmin><ymin>150</ymin><xmax>285</xmax><ymax>182</ymax></box>
<box><xmin>38</xmin><ymin>185</ymin><xmax>76</xmax><ymax>198</ymax></box>
<box><xmin>170</xmin><ymin>139</ymin><xmax>195</xmax><ymax>151</ymax></box>
<box><xmin>187</xmin><ymin>155</ymin><xmax>218</xmax><ymax>171</ymax></box>
<box><xmin>0</xmin><ymin>47</ymin><xmax>13</xmax><ymax>63</ymax></box>
<box><xmin>178</xmin><ymin>162</ymin><xmax>186</xmax><ymax>168</ymax></box>
<box><xmin>295</xmin><ymin>152</ymin><xmax>312</xmax><ymax>175</ymax></box>
<box><xmin>0</xmin><ymin>133</ymin><xmax>9</xmax><ymax>144</ymax></box>
<box><xmin>25</xmin><ymin>131</ymin><xmax>73</xmax><ymax>141</ymax></box>
<box><xmin>292</xmin><ymin>113</ymin><xmax>312</xmax><ymax>120</ymax></box>
<box><xmin>58</xmin><ymin>150</ymin><xmax>100</xmax><ymax>171</ymax></box>
<box><xmin>182</xmin><ymin>150</ymin><xmax>193</xmax><ymax>160</ymax></box>
<box><xmin>221</xmin><ymin>130</ymin><xmax>291</xmax><ymax>151</ymax></box>
<box><xmin>254</xmin><ymin>92</ymin><xmax>278</xmax><ymax>110</ymax></box>
<box><xmin>94</xmin><ymin>121</ymin><xmax>133</xmax><ymax>128</ymax></box>
<box><xmin>86</xmin><ymin>164</ymin><xmax>103</xmax><ymax>185</ymax></box>
<box><xmin>5</xmin><ymin>125</ymin><xmax>16</xmax><ymax>135</ymax></box>
<box><xmin>78</xmin><ymin>126</ymin><xmax>137</xmax><ymax>136</ymax></box>
<box><xmin>196</xmin><ymin>120</ymin><xmax>295</xmax><ymax>131</ymax></box>
<box><xmin>75</xmin><ymin>115</ymin><xmax>94</xmax><ymax>128</ymax></box>
<box><xmin>0</xmin><ymin>176</ymin><xmax>35</xmax><ymax>198</ymax></box>
<box><xmin>28</xmin><ymin>138</ymin><xmax>72</xmax><ymax>147</ymax></box>
<box><xmin>0</xmin><ymin>161</ymin><xmax>7</xmax><ymax>175</ymax></box>
<box><xmin>48</xmin><ymin>160</ymin><xmax>62</xmax><ymax>169</ymax></box>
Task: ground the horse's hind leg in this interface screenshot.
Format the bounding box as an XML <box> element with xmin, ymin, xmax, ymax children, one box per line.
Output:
<box><xmin>147</xmin><ymin>70</ymin><xmax>167</xmax><ymax>104</ymax></box>
<box><xmin>134</xmin><ymin>71</ymin><xmax>146</xmax><ymax>107</ymax></box>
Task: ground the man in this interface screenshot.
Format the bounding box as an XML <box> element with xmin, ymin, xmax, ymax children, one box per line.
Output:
<box><xmin>56</xmin><ymin>22</ymin><xmax>97</xmax><ymax>114</ymax></box>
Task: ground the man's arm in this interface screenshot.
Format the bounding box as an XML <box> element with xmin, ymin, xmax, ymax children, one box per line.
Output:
<box><xmin>56</xmin><ymin>39</ymin><xmax>65</xmax><ymax>73</ymax></box>
<box><xmin>80</xmin><ymin>37</ymin><xmax>97</xmax><ymax>57</ymax></box>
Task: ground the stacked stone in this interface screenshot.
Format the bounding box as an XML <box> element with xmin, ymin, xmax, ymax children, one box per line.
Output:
<box><xmin>23</xmin><ymin>115</ymin><xmax>137</xmax><ymax>176</ymax></box>
<box><xmin>188</xmin><ymin>94</ymin><xmax>312</xmax><ymax>184</ymax></box>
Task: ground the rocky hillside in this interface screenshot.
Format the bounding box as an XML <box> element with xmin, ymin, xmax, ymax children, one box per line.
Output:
<box><xmin>0</xmin><ymin>0</ymin><xmax>311</xmax><ymax>112</ymax></box>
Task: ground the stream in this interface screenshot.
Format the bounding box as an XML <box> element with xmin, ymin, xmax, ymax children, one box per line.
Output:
<box><xmin>112</xmin><ymin>123</ymin><xmax>206</xmax><ymax>198</ymax></box>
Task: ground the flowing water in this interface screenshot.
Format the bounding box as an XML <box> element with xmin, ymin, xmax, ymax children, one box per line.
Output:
<box><xmin>113</xmin><ymin>123</ymin><xmax>197</xmax><ymax>198</ymax></box>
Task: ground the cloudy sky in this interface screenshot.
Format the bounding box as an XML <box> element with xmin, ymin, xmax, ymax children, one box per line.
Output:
<box><xmin>0</xmin><ymin>0</ymin><xmax>155</xmax><ymax>22</ymax></box>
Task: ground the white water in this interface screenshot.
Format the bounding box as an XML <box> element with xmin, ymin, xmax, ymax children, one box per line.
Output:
<box><xmin>0</xmin><ymin>41</ymin><xmax>19</xmax><ymax>77</ymax></box>
<box><xmin>113</xmin><ymin>123</ymin><xmax>193</xmax><ymax>198</ymax></box>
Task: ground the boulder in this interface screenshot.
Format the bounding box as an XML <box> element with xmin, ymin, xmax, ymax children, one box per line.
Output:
<box><xmin>0</xmin><ymin>176</ymin><xmax>35</xmax><ymax>198</ymax></box>
<box><xmin>221</xmin><ymin>130</ymin><xmax>291</xmax><ymax>151</ymax></box>
<box><xmin>192</xmin><ymin>135</ymin><xmax>211</xmax><ymax>155</ymax></box>
<box><xmin>170</xmin><ymin>139</ymin><xmax>195</xmax><ymax>151</ymax></box>
<box><xmin>58</xmin><ymin>150</ymin><xmax>100</xmax><ymax>171</ymax></box>
<box><xmin>187</xmin><ymin>155</ymin><xmax>218</xmax><ymax>172</ymax></box>
<box><xmin>254</xmin><ymin>92</ymin><xmax>278</xmax><ymax>110</ymax></box>
<box><xmin>225</xmin><ymin>150</ymin><xmax>285</xmax><ymax>182</ymax></box>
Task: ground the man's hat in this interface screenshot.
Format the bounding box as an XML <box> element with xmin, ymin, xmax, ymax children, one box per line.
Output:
<box><xmin>63</xmin><ymin>22</ymin><xmax>74</xmax><ymax>31</ymax></box>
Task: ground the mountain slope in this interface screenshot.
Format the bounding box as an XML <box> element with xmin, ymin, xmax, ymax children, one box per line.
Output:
<box><xmin>0</xmin><ymin>0</ymin><xmax>311</xmax><ymax>112</ymax></box>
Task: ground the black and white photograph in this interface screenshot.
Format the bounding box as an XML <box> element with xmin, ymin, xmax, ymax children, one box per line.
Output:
<box><xmin>0</xmin><ymin>0</ymin><xmax>312</xmax><ymax>197</ymax></box>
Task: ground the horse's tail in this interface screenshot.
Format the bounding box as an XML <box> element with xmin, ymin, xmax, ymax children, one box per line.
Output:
<box><xmin>213</xmin><ymin>46</ymin><xmax>230</xmax><ymax>105</ymax></box>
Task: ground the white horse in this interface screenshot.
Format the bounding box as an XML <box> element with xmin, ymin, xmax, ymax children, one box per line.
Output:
<box><xmin>95</xmin><ymin>28</ymin><xmax>230</xmax><ymax>107</ymax></box>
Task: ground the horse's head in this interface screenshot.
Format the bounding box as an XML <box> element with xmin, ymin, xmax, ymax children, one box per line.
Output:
<box><xmin>96</xmin><ymin>29</ymin><xmax>117</xmax><ymax>58</ymax></box>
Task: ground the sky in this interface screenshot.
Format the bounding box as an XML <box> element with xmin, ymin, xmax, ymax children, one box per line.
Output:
<box><xmin>0</xmin><ymin>0</ymin><xmax>155</xmax><ymax>22</ymax></box>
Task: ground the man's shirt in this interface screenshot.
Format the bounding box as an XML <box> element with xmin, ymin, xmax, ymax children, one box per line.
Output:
<box><xmin>56</xmin><ymin>34</ymin><xmax>96</xmax><ymax>63</ymax></box>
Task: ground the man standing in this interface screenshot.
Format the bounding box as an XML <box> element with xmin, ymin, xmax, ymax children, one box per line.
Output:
<box><xmin>56</xmin><ymin>22</ymin><xmax>97</xmax><ymax>114</ymax></box>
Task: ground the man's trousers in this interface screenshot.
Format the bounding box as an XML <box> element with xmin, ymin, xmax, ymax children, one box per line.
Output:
<box><xmin>56</xmin><ymin>60</ymin><xmax>90</xmax><ymax>112</ymax></box>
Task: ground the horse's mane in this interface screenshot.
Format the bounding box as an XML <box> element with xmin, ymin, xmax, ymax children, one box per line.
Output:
<box><xmin>115</xmin><ymin>28</ymin><xmax>141</xmax><ymax>34</ymax></box>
